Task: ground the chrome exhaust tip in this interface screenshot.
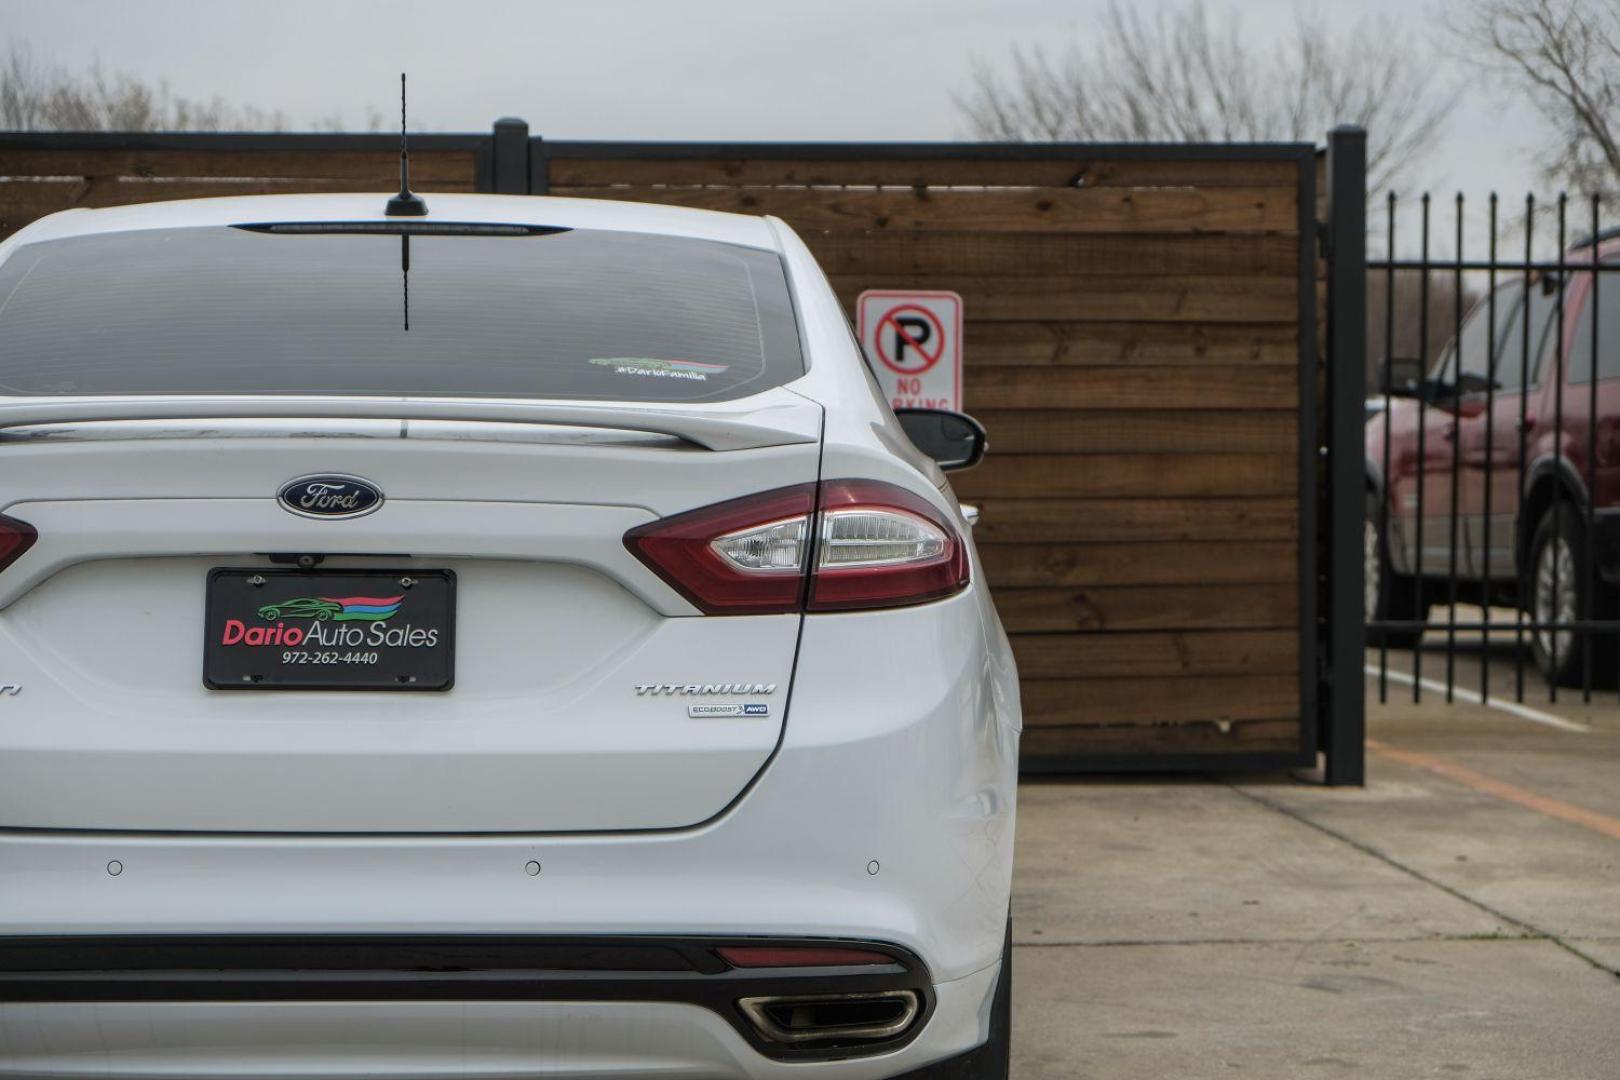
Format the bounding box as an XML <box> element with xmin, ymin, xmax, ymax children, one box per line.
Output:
<box><xmin>737</xmin><ymin>989</ymin><xmax>921</xmax><ymax>1045</ymax></box>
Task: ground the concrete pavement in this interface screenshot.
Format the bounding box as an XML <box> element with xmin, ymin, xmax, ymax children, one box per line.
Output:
<box><xmin>1009</xmin><ymin>656</ymin><xmax>1620</xmax><ymax>1078</ymax></box>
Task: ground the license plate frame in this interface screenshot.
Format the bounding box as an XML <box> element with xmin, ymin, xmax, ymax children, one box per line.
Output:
<box><xmin>203</xmin><ymin>568</ymin><xmax>456</xmax><ymax>691</ymax></box>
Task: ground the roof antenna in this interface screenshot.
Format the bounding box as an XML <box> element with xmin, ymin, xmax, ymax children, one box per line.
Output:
<box><xmin>386</xmin><ymin>73</ymin><xmax>427</xmax><ymax>217</ymax></box>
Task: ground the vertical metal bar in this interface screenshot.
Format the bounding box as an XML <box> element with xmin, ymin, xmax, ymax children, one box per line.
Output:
<box><xmin>1482</xmin><ymin>194</ymin><xmax>1498</xmax><ymax>702</ymax></box>
<box><xmin>1551</xmin><ymin>194</ymin><xmax>1567</xmax><ymax>703</ymax></box>
<box><xmin>1446</xmin><ymin>194</ymin><xmax>1464</xmax><ymax>700</ymax></box>
<box><xmin>1380</xmin><ymin>192</ymin><xmax>1397</xmax><ymax>704</ymax></box>
<box><xmin>1585</xmin><ymin>196</ymin><xmax>1600</xmax><ymax>701</ymax></box>
<box><xmin>1414</xmin><ymin>194</ymin><xmax>1431</xmax><ymax>702</ymax></box>
<box><xmin>1516</xmin><ymin>196</ymin><xmax>1535</xmax><ymax>703</ymax></box>
<box><xmin>491</xmin><ymin>117</ymin><xmax>530</xmax><ymax>195</ymax></box>
<box><xmin>1325</xmin><ymin>126</ymin><xmax>1367</xmax><ymax>786</ymax></box>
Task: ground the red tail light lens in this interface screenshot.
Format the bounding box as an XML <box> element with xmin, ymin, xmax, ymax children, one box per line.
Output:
<box><xmin>624</xmin><ymin>481</ymin><xmax>968</xmax><ymax>614</ymax></box>
<box><xmin>0</xmin><ymin>514</ymin><xmax>37</xmax><ymax>575</ymax></box>
<box><xmin>624</xmin><ymin>484</ymin><xmax>817</xmax><ymax>614</ymax></box>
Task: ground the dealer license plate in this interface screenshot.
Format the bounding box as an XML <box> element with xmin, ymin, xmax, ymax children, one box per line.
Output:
<box><xmin>203</xmin><ymin>569</ymin><xmax>455</xmax><ymax>691</ymax></box>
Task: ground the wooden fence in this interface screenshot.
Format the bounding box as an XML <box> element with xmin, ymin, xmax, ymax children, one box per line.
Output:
<box><xmin>0</xmin><ymin>126</ymin><xmax>1340</xmax><ymax>773</ymax></box>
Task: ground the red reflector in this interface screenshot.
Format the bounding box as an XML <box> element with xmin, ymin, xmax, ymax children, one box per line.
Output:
<box><xmin>716</xmin><ymin>946</ymin><xmax>894</xmax><ymax>968</ymax></box>
<box><xmin>0</xmin><ymin>514</ymin><xmax>37</xmax><ymax>575</ymax></box>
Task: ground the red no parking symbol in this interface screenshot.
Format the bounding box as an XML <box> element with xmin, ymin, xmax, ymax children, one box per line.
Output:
<box><xmin>856</xmin><ymin>289</ymin><xmax>963</xmax><ymax>412</ymax></box>
<box><xmin>874</xmin><ymin>304</ymin><xmax>947</xmax><ymax>376</ymax></box>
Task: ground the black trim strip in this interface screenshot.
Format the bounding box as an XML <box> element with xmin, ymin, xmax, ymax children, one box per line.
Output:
<box><xmin>539</xmin><ymin>139</ymin><xmax>1315</xmax><ymax>162</ymax></box>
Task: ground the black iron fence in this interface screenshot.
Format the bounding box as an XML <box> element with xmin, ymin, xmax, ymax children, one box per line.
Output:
<box><xmin>1366</xmin><ymin>190</ymin><xmax>1620</xmax><ymax>705</ymax></box>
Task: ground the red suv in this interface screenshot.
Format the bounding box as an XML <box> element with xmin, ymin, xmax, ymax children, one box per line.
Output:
<box><xmin>1366</xmin><ymin>234</ymin><xmax>1620</xmax><ymax>684</ymax></box>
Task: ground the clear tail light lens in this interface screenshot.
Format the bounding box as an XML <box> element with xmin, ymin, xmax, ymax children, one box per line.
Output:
<box><xmin>624</xmin><ymin>480</ymin><xmax>968</xmax><ymax>615</ymax></box>
<box><xmin>713</xmin><ymin>517</ymin><xmax>809</xmax><ymax>572</ymax></box>
<box><xmin>0</xmin><ymin>514</ymin><xmax>37</xmax><ymax>575</ymax></box>
<box><xmin>820</xmin><ymin>510</ymin><xmax>947</xmax><ymax>568</ymax></box>
<box><xmin>809</xmin><ymin>480</ymin><xmax>969</xmax><ymax>611</ymax></box>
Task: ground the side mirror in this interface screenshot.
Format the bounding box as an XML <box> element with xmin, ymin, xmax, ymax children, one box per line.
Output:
<box><xmin>894</xmin><ymin>408</ymin><xmax>988</xmax><ymax>472</ymax></box>
<box><xmin>1449</xmin><ymin>371</ymin><xmax>1501</xmax><ymax>397</ymax></box>
<box><xmin>1379</xmin><ymin>356</ymin><xmax>1424</xmax><ymax>397</ymax></box>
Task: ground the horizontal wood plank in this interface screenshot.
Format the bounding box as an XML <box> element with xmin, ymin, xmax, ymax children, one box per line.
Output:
<box><xmin>962</xmin><ymin>366</ymin><xmax>1298</xmax><ymax>410</ymax></box>
<box><xmin>548</xmin><ymin>157</ymin><xmax>1302</xmax><ymax>189</ymax></box>
<box><xmin>972</xmin><ymin>410</ymin><xmax>1297</xmax><ymax>455</ymax></box>
<box><xmin>808</xmin><ymin>231</ymin><xmax>1297</xmax><ymax>277</ymax></box>
<box><xmin>0</xmin><ymin>148</ymin><xmax>475</xmax><ymax>183</ymax></box>
<box><xmin>1021</xmin><ymin>718</ymin><xmax>1301</xmax><ymax>757</ymax></box>
<box><xmin>979</xmin><ymin>541</ymin><xmax>1298</xmax><ymax>587</ymax></box>
<box><xmin>959</xmin><ymin>321</ymin><xmax>1299</xmax><ymax>366</ymax></box>
<box><xmin>968</xmin><ymin>496</ymin><xmax>1298</xmax><ymax>543</ymax></box>
<box><xmin>1011</xmin><ymin>629</ymin><xmax>1297</xmax><ymax>679</ymax></box>
<box><xmin>552</xmin><ymin>186</ymin><xmax>1298</xmax><ymax>233</ymax></box>
<box><xmin>1020</xmin><ymin>674</ymin><xmax>1299</xmax><ymax>726</ymax></box>
<box><xmin>991</xmin><ymin>584</ymin><xmax>1299</xmax><ymax>633</ymax></box>
<box><xmin>954</xmin><ymin>454</ymin><xmax>1296</xmax><ymax>499</ymax></box>
<box><xmin>832</xmin><ymin>274</ymin><xmax>1296</xmax><ymax>323</ymax></box>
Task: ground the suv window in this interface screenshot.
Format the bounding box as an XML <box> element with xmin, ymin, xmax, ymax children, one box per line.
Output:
<box><xmin>1566</xmin><ymin>266</ymin><xmax>1620</xmax><ymax>384</ymax></box>
<box><xmin>1432</xmin><ymin>280</ymin><xmax>1557</xmax><ymax>394</ymax></box>
<box><xmin>1433</xmin><ymin>290</ymin><xmax>1500</xmax><ymax>384</ymax></box>
<box><xmin>0</xmin><ymin>225</ymin><xmax>805</xmax><ymax>403</ymax></box>
<box><xmin>1495</xmin><ymin>278</ymin><xmax>1559</xmax><ymax>392</ymax></box>
<box><xmin>1435</xmin><ymin>282</ymin><xmax>1529</xmax><ymax>389</ymax></box>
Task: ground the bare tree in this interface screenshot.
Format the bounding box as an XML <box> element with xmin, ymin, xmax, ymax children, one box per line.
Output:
<box><xmin>1451</xmin><ymin>0</ymin><xmax>1620</xmax><ymax>195</ymax></box>
<box><xmin>0</xmin><ymin>45</ymin><xmax>379</xmax><ymax>132</ymax></box>
<box><xmin>957</xmin><ymin>0</ymin><xmax>1456</xmax><ymax>194</ymax></box>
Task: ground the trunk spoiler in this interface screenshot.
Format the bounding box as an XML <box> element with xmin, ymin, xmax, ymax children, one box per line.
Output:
<box><xmin>0</xmin><ymin>388</ymin><xmax>821</xmax><ymax>452</ymax></box>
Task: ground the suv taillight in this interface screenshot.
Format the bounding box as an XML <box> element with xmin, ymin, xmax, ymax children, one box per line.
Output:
<box><xmin>624</xmin><ymin>481</ymin><xmax>969</xmax><ymax>615</ymax></box>
<box><xmin>0</xmin><ymin>514</ymin><xmax>36</xmax><ymax>575</ymax></box>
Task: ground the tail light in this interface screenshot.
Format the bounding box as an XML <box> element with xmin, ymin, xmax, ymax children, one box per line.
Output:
<box><xmin>0</xmin><ymin>514</ymin><xmax>36</xmax><ymax>575</ymax></box>
<box><xmin>624</xmin><ymin>480</ymin><xmax>968</xmax><ymax>614</ymax></box>
<box><xmin>624</xmin><ymin>485</ymin><xmax>817</xmax><ymax>614</ymax></box>
<box><xmin>809</xmin><ymin>480</ymin><xmax>969</xmax><ymax>611</ymax></box>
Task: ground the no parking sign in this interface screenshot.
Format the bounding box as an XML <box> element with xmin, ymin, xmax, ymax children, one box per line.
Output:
<box><xmin>856</xmin><ymin>290</ymin><xmax>963</xmax><ymax>412</ymax></box>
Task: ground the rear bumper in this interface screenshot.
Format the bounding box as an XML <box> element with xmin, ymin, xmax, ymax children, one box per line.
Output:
<box><xmin>0</xmin><ymin>589</ymin><xmax>1021</xmax><ymax>1076</ymax></box>
<box><xmin>0</xmin><ymin>934</ymin><xmax>935</xmax><ymax>1065</ymax></box>
<box><xmin>0</xmin><ymin>961</ymin><xmax>1001</xmax><ymax>1080</ymax></box>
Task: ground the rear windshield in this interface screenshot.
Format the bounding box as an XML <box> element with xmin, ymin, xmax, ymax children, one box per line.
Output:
<box><xmin>0</xmin><ymin>225</ymin><xmax>804</xmax><ymax>402</ymax></box>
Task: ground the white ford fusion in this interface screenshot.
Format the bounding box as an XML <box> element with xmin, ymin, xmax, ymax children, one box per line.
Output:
<box><xmin>0</xmin><ymin>192</ymin><xmax>1020</xmax><ymax>1079</ymax></box>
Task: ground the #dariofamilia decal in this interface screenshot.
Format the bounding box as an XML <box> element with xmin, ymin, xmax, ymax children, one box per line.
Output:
<box><xmin>590</xmin><ymin>358</ymin><xmax>729</xmax><ymax>382</ymax></box>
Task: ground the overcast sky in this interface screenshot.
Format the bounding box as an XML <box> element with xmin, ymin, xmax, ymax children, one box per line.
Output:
<box><xmin>0</xmin><ymin>0</ymin><xmax>1562</xmax><ymax>251</ymax></box>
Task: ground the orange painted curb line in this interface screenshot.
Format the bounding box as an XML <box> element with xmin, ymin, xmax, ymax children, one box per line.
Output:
<box><xmin>1367</xmin><ymin>739</ymin><xmax>1620</xmax><ymax>843</ymax></box>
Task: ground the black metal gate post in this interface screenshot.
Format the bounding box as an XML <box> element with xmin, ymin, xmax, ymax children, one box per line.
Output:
<box><xmin>1323</xmin><ymin>125</ymin><xmax>1368</xmax><ymax>785</ymax></box>
<box><xmin>490</xmin><ymin>117</ymin><xmax>530</xmax><ymax>195</ymax></box>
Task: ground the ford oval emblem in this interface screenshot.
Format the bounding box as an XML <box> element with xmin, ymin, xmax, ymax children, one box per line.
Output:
<box><xmin>278</xmin><ymin>475</ymin><xmax>384</xmax><ymax>520</ymax></box>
